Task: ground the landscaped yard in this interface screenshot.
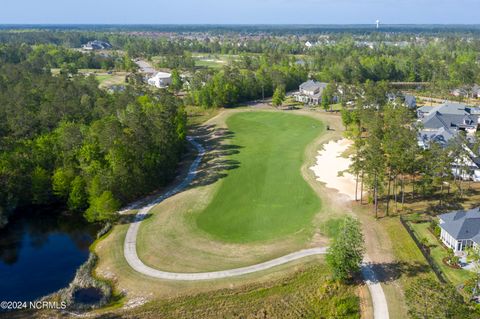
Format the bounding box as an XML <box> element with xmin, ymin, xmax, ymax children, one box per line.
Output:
<box><xmin>409</xmin><ymin>221</ymin><xmax>474</xmax><ymax>286</ymax></box>
<box><xmin>196</xmin><ymin>111</ymin><xmax>324</xmax><ymax>242</ymax></box>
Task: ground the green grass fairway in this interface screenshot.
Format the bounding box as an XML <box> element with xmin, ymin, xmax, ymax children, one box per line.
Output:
<box><xmin>196</xmin><ymin>111</ymin><xmax>324</xmax><ymax>243</ymax></box>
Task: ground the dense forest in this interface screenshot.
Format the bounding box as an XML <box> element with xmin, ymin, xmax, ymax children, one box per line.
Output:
<box><xmin>0</xmin><ymin>44</ymin><xmax>186</xmax><ymax>227</ymax></box>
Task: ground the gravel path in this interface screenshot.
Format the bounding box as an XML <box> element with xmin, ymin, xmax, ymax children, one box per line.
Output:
<box><xmin>123</xmin><ymin>136</ymin><xmax>327</xmax><ymax>280</ymax></box>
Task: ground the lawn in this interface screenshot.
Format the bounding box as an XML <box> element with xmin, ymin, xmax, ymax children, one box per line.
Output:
<box><xmin>409</xmin><ymin>221</ymin><xmax>474</xmax><ymax>286</ymax></box>
<box><xmin>379</xmin><ymin>216</ymin><xmax>436</xmax><ymax>319</ymax></box>
<box><xmin>195</xmin><ymin>111</ymin><xmax>324</xmax><ymax>243</ymax></box>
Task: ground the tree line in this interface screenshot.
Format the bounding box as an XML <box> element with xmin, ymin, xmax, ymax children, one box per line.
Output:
<box><xmin>0</xmin><ymin>45</ymin><xmax>186</xmax><ymax>227</ymax></box>
<box><xmin>342</xmin><ymin>81</ymin><xmax>473</xmax><ymax>218</ymax></box>
<box><xmin>309</xmin><ymin>37</ymin><xmax>480</xmax><ymax>87</ymax></box>
<box><xmin>184</xmin><ymin>55</ymin><xmax>307</xmax><ymax>108</ymax></box>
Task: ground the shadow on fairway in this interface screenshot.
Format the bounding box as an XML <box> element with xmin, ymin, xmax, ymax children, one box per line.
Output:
<box><xmin>190</xmin><ymin>123</ymin><xmax>242</xmax><ymax>188</ymax></box>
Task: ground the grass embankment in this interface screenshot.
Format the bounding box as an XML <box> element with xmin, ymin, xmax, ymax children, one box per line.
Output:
<box><xmin>101</xmin><ymin>263</ymin><xmax>360</xmax><ymax>319</ymax></box>
<box><xmin>196</xmin><ymin>111</ymin><xmax>324</xmax><ymax>242</ymax></box>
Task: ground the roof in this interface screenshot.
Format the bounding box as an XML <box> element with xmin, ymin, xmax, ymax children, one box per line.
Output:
<box><xmin>439</xmin><ymin>208</ymin><xmax>480</xmax><ymax>243</ymax></box>
<box><xmin>404</xmin><ymin>94</ymin><xmax>416</xmax><ymax>107</ymax></box>
<box><xmin>472</xmin><ymin>84</ymin><xmax>480</xmax><ymax>95</ymax></box>
<box><xmin>420</xmin><ymin>102</ymin><xmax>479</xmax><ymax>130</ymax></box>
<box><xmin>418</xmin><ymin>106</ymin><xmax>434</xmax><ymax>114</ymax></box>
<box><xmin>150</xmin><ymin>72</ymin><xmax>172</xmax><ymax>79</ymax></box>
<box><xmin>418</xmin><ymin>127</ymin><xmax>455</xmax><ymax>147</ymax></box>
<box><xmin>436</xmin><ymin>102</ymin><xmax>471</xmax><ymax>115</ymax></box>
<box><xmin>299</xmin><ymin>80</ymin><xmax>327</xmax><ymax>92</ymax></box>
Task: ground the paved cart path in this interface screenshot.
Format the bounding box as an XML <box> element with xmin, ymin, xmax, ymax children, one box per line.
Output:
<box><xmin>123</xmin><ymin>134</ymin><xmax>389</xmax><ymax>319</ymax></box>
<box><xmin>123</xmin><ymin>136</ymin><xmax>327</xmax><ymax>280</ymax></box>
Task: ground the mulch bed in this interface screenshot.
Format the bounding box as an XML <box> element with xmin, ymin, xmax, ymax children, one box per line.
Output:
<box><xmin>442</xmin><ymin>257</ymin><xmax>462</xmax><ymax>269</ymax></box>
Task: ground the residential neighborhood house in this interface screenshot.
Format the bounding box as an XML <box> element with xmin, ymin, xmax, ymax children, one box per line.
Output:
<box><xmin>387</xmin><ymin>93</ymin><xmax>417</xmax><ymax>108</ymax></box>
<box><xmin>294</xmin><ymin>80</ymin><xmax>328</xmax><ymax>106</ymax></box>
<box><xmin>82</xmin><ymin>40</ymin><xmax>112</xmax><ymax>51</ymax></box>
<box><xmin>439</xmin><ymin>208</ymin><xmax>480</xmax><ymax>253</ymax></box>
<box><xmin>417</xmin><ymin>102</ymin><xmax>480</xmax><ymax>181</ymax></box>
<box><xmin>147</xmin><ymin>72</ymin><xmax>172</xmax><ymax>88</ymax></box>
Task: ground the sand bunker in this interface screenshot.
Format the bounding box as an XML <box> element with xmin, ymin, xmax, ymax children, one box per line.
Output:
<box><xmin>310</xmin><ymin>139</ymin><xmax>358</xmax><ymax>201</ymax></box>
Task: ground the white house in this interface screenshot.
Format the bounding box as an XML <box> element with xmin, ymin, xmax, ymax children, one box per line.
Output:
<box><xmin>438</xmin><ymin>208</ymin><xmax>480</xmax><ymax>253</ymax></box>
<box><xmin>147</xmin><ymin>72</ymin><xmax>172</xmax><ymax>88</ymax></box>
<box><xmin>294</xmin><ymin>80</ymin><xmax>328</xmax><ymax>106</ymax></box>
<box><xmin>417</xmin><ymin>102</ymin><xmax>480</xmax><ymax>182</ymax></box>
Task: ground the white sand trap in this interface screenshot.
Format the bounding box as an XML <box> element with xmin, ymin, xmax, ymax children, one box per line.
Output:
<box><xmin>310</xmin><ymin>139</ymin><xmax>358</xmax><ymax>201</ymax></box>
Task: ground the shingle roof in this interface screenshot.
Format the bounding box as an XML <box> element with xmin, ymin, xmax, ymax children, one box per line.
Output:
<box><xmin>418</xmin><ymin>106</ymin><xmax>434</xmax><ymax>114</ymax></box>
<box><xmin>421</xmin><ymin>103</ymin><xmax>478</xmax><ymax>130</ymax></box>
<box><xmin>439</xmin><ymin>208</ymin><xmax>480</xmax><ymax>243</ymax></box>
<box><xmin>299</xmin><ymin>80</ymin><xmax>327</xmax><ymax>92</ymax></box>
<box><xmin>404</xmin><ymin>94</ymin><xmax>416</xmax><ymax>107</ymax></box>
<box><xmin>418</xmin><ymin>127</ymin><xmax>455</xmax><ymax>147</ymax></box>
<box><xmin>436</xmin><ymin>102</ymin><xmax>471</xmax><ymax>115</ymax></box>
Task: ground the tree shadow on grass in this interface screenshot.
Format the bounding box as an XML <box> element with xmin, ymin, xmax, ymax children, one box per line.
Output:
<box><xmin>116</xmin><ymin>212</ymin><xmax>152</xmax><ymax>225</ymax></box>
<box><xmin>364</xmin><ymin>261</ymin><xmax>431</xmax><ymax>284</ymax></box>
<box><xmin>189</xmin><ymin>123</ymin><xmax>242</xmax><ymax>188</ymax></box>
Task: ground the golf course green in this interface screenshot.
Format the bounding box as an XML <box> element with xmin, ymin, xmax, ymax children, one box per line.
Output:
<box><xmin>196</xmin><ymin>111</ymin><xmax>324</xmax><ymax>243</ymax></box>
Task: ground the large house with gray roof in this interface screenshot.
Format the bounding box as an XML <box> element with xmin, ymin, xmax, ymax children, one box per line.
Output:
<box><xmin>417</xmin><ymin>102</ymin><xmax>480</xmax><ymax>181</ymax></box>
<box><xmin>294</xmin><ymin>80</ymin><xmax>328</xmax><ymax>105</ymax></box>
<box><xmin>439</xmin><ymin>208</ymin><xmax>480</xmax><ymax>252</ymax></box>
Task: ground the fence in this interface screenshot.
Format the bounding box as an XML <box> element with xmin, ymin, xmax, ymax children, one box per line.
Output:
<box><xmin>399</xmin><ymin>215</ymin><xmax>448</xmax><ymax>283</ymax></box>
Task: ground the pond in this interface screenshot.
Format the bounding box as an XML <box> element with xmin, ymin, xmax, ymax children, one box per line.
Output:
<box><xmin>0</xmin><ymin>207</ymin><xmax>99</xmax><ymax>302</ymax></box>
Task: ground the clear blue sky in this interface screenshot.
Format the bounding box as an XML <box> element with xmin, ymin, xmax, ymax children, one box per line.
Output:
<box><xmin>1</xmin><ymin>0</ymin><xmax>479</xmax><ymax>24</ymax></box>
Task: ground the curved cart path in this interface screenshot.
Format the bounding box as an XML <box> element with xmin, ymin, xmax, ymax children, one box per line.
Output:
<box><xmin>123</xmin><ymin>136</ymin><xmax>327</xmax><ymax>281</ymax></box>
<box><xmin>123</xmin><ymin>133</ymin><xmax>389</xmax><ymax>319</ymax></box>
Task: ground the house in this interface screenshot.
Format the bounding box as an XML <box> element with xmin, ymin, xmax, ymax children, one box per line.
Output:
<box><xmin>82</xmin><ymin>40</ymin><xmax>112</xmax><ymax>51</ymax></box>
<box><xmin>472</xmin><ymin>84</ymin><xmax>480</xmax><ymax>99</ymax></box>
<box><xmin>417</xmin><ymin>102</ymin><xmax>480</xmax><ymax>181</ymax></box>
<box><xmin>387</xmin><ymin>93</ymin><xmax>417</xmax><ymax>108</ymax></box>
<box><xmin>451</xmin><ymin>88</ymin><xmax>469</xmax><ymax>98</ymax></box>
<box><xmin>438</xmin><ymin>208</ymin><xmax>480</xmax><ymax>253</ymax></box>
<box><xmin>404</xmin><ymin>94</ymin><xmax>417</xmax><ymax>108</ymax></box>
<box><xmin>294</xmin><ymin>80</ymin><xmax>328</xmax><ymax>105</ymax></box>
<box><xmin>417</xmin><ymin>106</ymin><xmax>434</xmax><ymax>119</ymax></box>
<box><xmin>147</xmin><ymin>72</ymin><xmax>172</xmax><ymax>88</ymax></box>
<box><xmin>419</xmin><ymin>103</ymin><xmax>480</xmax><ymax>134</ymax></box>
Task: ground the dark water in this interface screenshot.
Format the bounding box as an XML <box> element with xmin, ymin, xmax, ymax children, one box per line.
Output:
<box><xmin>0</xmin><ymin>208</ymin><xmax>98</xmax><ymax>301</ymax></box>
<box><xmin>73</xmin><ymin>287</ymin><xmax>103</xmax><ymax>304</ymax></box>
